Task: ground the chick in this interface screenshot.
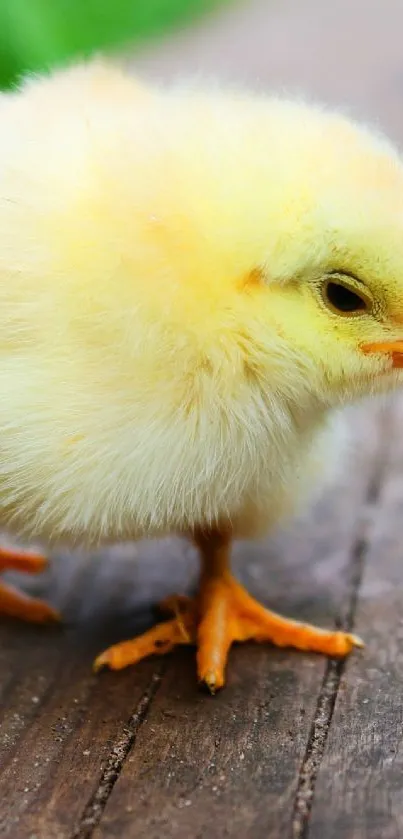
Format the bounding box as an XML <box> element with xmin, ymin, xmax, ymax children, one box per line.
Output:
<box><xmin>1</xmin><ymin>60</ymin><xmax>403</xmax><ymax>690</ymax></box>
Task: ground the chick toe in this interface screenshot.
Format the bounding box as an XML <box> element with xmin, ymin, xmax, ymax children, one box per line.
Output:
<box><xmin>0</xmin><ymin>546</ymin><xmax>59</xmax><ymax>623</ymax></box>
<box><xmin>0</xmin><ymin>546</ymin><xmax>47</xmax><ymax>574</ymax></box>
<box><xmin>0</xmin><ymin>581</ymin><xmax>59</xmax><ymax>623</ymax></box>
<box><xmin>93</xmin><ymin>602</ymin><xmax>197</xmax><ymax>673</ymax></box>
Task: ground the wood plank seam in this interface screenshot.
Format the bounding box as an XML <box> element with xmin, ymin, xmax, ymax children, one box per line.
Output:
<box><xmin>71</xmin><ymin>670</ymin><xmax>164</xmax><ymax>839</ymax></box>
<box><xmin>291</xmin><ymin>411</ymin><xmax>392</xmax><ymax>839</ymax></box>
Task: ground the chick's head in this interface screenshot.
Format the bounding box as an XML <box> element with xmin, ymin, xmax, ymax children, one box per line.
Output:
<box><xmin>240</xmin><ymin>106</ymin><xmax>403</xmax><ymax>411</ymax></box>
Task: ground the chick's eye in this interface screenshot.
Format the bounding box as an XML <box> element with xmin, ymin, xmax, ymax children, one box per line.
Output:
<box><xmin>322</xmin><ymin>279</ymin><xmax>369</xmax><ymax>316</ymax></box>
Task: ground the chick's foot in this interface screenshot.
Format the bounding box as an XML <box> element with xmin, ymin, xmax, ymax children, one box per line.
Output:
<box><xmin>195</xmin><ymin>575</ymin><xmax>363</xmax><ymax>692</ymax></box>
<box><xmin>93</xmin><ymin>529</ymin><xmax>363</xmax><ymax>691</ymax></box>
<box><xmin>0</xmin><ymin>547</ymin><xmax>59</xmax><ymax>623</ymax></box>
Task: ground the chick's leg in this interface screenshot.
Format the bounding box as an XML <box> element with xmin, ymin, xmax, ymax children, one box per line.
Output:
<box><xmin>0</xmin><ymin>547</ymin><xmax>59</xmax><ymax>623</ymax></box>
<box><xmin>94</xmin><ymin>529</ymin><xmax>362</xmax><ymax>691</ymax></box>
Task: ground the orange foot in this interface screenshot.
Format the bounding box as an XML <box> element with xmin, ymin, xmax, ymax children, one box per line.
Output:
<box><xmin>94</xmin><ymin>531</ymin><xmax>362</xmax><ymax>692</ymax></box>
<box><xmin>0</xmin><ymin>547</ymin><xmax>59</xmax><ymax>623</ymax></box>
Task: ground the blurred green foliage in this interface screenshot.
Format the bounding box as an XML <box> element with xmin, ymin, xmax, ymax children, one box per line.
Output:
<box><xmin>0</xmin><ymin>0</ymin><xmax>227</xmax><ymax>90</ymax></box>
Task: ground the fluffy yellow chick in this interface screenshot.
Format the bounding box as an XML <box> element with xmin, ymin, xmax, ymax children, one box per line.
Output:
<box><xmin>1</xmin><ymin>60</ymin><xmax>403</xmax><ymax>691</ymax></box>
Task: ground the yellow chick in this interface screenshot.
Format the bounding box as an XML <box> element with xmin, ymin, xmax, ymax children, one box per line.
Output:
<box><xmin>1</xmin><ymin>59</ymin><xmax>403</xmax><ymax>691</ymax></box>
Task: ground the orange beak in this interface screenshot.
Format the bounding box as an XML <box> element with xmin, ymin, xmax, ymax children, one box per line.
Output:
<box><xmin>361</xmin><ymin>340</ymin><xmax>403</xmax><ymax>368</ymax></box>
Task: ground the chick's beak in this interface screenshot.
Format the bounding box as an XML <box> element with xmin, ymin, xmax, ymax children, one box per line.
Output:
<box><xmin>361</xmin><ymin>341</ymin><xmax>403</xmax><ymax>368</ymax></box>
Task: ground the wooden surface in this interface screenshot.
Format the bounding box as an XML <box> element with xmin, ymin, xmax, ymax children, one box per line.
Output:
<box><xmin>2</xmin><ymin>1</ymin><xmax>403</xmax><ymax>837</ymax></box>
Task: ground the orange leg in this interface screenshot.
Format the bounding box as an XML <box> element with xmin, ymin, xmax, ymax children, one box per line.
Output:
<box><xmin>94</xmin><ymin>530</ymin><xmax>363</xmax><ymax>692</ymax></box>
<box><xmin>0</xmin><ymin>547</ymin><xmax>59</xmax><ymax>623</ymax></box>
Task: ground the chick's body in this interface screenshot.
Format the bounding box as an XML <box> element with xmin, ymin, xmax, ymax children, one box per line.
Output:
<box><xmin>1</xmin><ymin>62</ymin><xmax>403</xmax><ymax>686</ymax></box>
<box><xmin>0</xmin><ymin>66</ymin><xmax>337</xmax><ymax>544</ymax></box>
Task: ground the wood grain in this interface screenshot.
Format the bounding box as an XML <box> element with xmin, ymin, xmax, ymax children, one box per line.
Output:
<box><xmin>0</xmin><ymin>541</ymin><xmax>194</xmax><ymax>839</ymax></box>
<box><xmin>308</xmin><ymin>398</ymin><xmax>403</xmax><ymax>839</ymax></box>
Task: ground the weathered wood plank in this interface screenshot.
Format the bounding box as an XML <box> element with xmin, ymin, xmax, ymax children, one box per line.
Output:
<box><xmin>306</xmin><ymin>396</ymin><xmax>403</xmax><ymax>839</ymax></box>
<box><xmin>0</xmin><ymin>542</ymin><xmax>195</xmax><ymax>839</ymax></box>
<box><xmin>89</xmin><ymin>408</ymin><xmax>383</xmax><ymax>839</ymax></box>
